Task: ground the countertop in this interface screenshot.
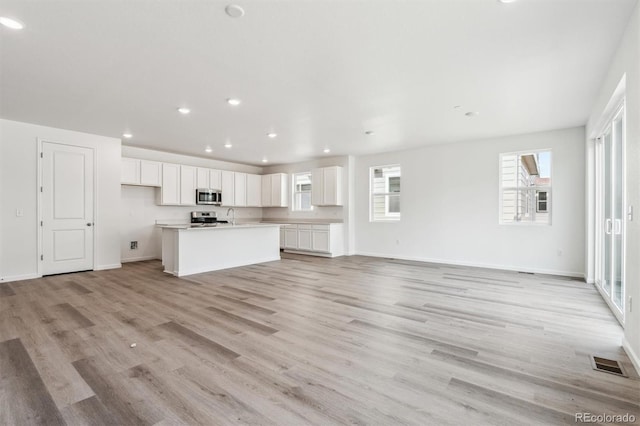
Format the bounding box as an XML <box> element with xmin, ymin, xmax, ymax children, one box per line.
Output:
<box><xmin>260</xmin><ymin>219</ymin><xmax>344</xmax><ymax>224</ymax></box>
<box><xmin>157</xmin><ymin>223</ymin><xmax>281</xmax><ymax>231</ymax></box>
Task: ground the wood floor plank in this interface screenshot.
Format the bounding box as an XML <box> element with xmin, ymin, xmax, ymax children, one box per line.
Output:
<box><xmin>0</xmin><ymin>338</ymin><xmax>66</xmax><ymax>426</ymax></box>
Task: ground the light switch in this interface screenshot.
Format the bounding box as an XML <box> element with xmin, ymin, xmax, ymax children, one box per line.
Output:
<box><xmin>628</xmin><ymin>205</ymin><xmax>634</xmax><ymax>221</ymax></box>
<box><xmin>16</xmin><ymin>209</ymin><xmax>24</xmax><ymax>217</ymax></box>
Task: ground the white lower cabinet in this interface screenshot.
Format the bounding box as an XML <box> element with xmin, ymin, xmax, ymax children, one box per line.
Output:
<box><xmin>312</xmin><ymin>229</ymin><xmax>330</xmax><ymax>252</ymax></box>
<box><xmin>284</xmin><ymin>227</ymin><xmax>298</xmax><ymax>249</ymax></box>
<box><xmin>297</xmin><ymin>227</ymin><xmax>313</xmax><ymax>251</ymax></box>
<box><xmin>281</xmin><ymin>223</ymin><xmax>344</xmax><ymax>257</ymax></box>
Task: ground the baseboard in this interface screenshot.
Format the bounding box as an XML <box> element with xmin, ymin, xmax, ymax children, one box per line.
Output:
<box><xmin>94</xmin><ymin>263</ymin><xmax>122</xmax><ymax>271</ymax></box>
<box><xmin>121</xmin><ymin>256</ymin><xmax>159</xmax><ymax>263</ymax></box>
<box><xmin>622</xmin><ymin>337</ymin><xmax>640</xmax><ymax>375</ymax></box>
<box><xmin>355</xmin><ymin>251</ymin><xmax>584</xmax><ymax>278</ymax></box>
<box><xmin>0</xmin><ymin>273</ymin><xmax>39</xmax><ymax>283</ymax></box>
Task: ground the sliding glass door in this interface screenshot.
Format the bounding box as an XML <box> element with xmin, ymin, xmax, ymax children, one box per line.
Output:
<box><xmin>595</xmin><ymin>105</ymin><xmax>625</xmax><ymax>322</ymax></box>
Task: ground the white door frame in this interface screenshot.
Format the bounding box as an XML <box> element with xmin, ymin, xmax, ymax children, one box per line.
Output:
<box><xmin>36</xmin><ymin>138</ymin><xmax>98</xmax><ymax>277</ymax></box>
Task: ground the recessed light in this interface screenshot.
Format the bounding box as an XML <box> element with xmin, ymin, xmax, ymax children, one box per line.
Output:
<box><xmin>226</xmin><ymin>98</ymin><xmax>241</xmax><ymax>106</ymax></box>
<box><xmin>177</xmin><ymin>107</ymin><xmax>191</xmax><ymax>115</ymax></box>
<box><xmin>225</xmin><ymin>4</ymin><xmax>245</xmax><ymax>18</ymax></box>
<box><xmin>122</xmin><ymin>133</ymin><xmax>133</xmax><ymax>139</ymax></box>
<box><xmin>267</xmin><ymin>132</ymin><xmax>277</xmax><ymax>139</ymax></box>
<box><xmin>261</xmin><ymin>158</ymin><xmax>268</xmax><ymax>163</ymax></box>
<box><xmin>323</xmin><ymin>148</ymin><xmax>331</xmax><ymax>154</ymax></box>
<box><xmin>498</xmin><ymin>0</ymin><xmax>517</xmax><ymax>3</ymax></box>
<box><xmin>205</xmin><ymin>147</ymin><xmax>213</xmax><ymax>153</ymax></box>
<box><xmin>224</xmin><ymin>142</ymin><xmax>232</xmax><ymax>148</ymax></box>
<box><xmin>0</xmin><ymin>17</ymin><xmax>24</xmax><ymax>30</ymax></box>
<box><xmin>465</xmin><ymin>111</ymin><xmax>480</xmax><ymax>117</ymax></box>
<box><xmin>365</xmin><ymin>130</ymin><xmax>375</xmax><ymax>135</ymax></box>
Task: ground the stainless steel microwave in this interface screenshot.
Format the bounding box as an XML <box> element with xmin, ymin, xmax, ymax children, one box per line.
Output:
<box><xmin>196</xmin><ymin>188</ymin><xmax>222</xmax><ymax>205</ymax></box>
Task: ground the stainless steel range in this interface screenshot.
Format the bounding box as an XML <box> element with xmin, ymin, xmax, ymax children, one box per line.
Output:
<box><xmin>190</xmin><ymin>211</ymin><xmax>227</xmax><ymax>227</ymax></box>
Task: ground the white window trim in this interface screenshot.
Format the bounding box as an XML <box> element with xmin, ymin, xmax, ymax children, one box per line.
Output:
<box><xmin>499</xmin><ymin>149</ymin><xmax>552</xmax><ymax>226</ymax></box>
<box><xmin>292</xmin><ymin>171</ymin><xmax>313</xmax><ymax>212</ymax></box>
<box><xmin>384</xmin><ymin>172</ymin><xmax>401</xmax><ymax>218</ymax></box>
<box><xmin>370</xmin><ymin>164</ymin><xmax>401</xmax><ymax>222</ymax></box>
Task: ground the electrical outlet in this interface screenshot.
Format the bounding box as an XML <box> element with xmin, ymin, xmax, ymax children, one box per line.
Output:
<box><xmin>16</xmin><ymin>209</ymin><xmax>23</xmax><ymax>217</ymax></box>
<box><xmin>130</xmin><ymin>241</ymin><xmax>138</xmax><ymax>250</ymax></box>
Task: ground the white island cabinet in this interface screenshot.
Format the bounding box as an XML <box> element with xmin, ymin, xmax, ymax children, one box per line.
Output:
<box><xmin>159</xmin><ymin>224</ymin><xmax>281</xmax><ymax>276</ymax></box>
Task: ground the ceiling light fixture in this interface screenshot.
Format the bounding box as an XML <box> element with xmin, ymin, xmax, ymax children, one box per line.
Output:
<box><xmin>323</xmin><ymin>148</ymin><xmax>331</xmax><ymax>154</ymax></box>
<box><xmin>365</xmin><ymin>130</ymin><xmax>375</xmax><ymax>135</ymax></box>
<box><xmin>225</xmin><ymin>4</ymin><xmax>245</xmax><ymax>18</ymax></box>
<box><xmin>0</xmin><ymin>17</ymin><xmax>24</xmax><ymax>30</ymax></box>
<box><xmin>498</xmin><ymin>0</ymin><xmax>517</xmax><ymax>3</ymax></box>
<box><xmin>205</xmin><ymin>147</ymin><xmax>213</xmax><ymax>153</ymax></box>
<box><xmin>177</xmin><ymin>107</ymin><xmax>191</xmax><ymax>115</ymax></box>
<box><xmin>261</xmin><ymin>158</ymin><xmax>268</xmax><ymax>163</ymax></box>
<box><xmin>122</xmin><ymin>133</ymin><xmax>133</xmax><ymax>139</ymax></box>
<box><xmin>465</xmin><ymin>111</ymin><xmax>480</xmax><ymax>117</ymax></box>
<box><xmin>224</xmin><ymin>142</ymin><xmax>232</xmax><ymax>148</ymax></box>
<box><xmin>267</xmin><ymin>132</ymin><xmax>277</xmax><ymax>139</ymax></box>
<box><xmin>226</xmin><ymin>98</ymin><xmax>241</xmax><ymax>106</ymax></box>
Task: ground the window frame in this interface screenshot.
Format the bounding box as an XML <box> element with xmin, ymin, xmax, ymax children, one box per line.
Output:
<box><xmin>498</xmin><ymin>149</ymin><xmax>552</xmax><ymax>226</ymax></box>
<box><xmin>291</xmin><ymin>171</ymin><xmax>313</xmax><ymax>212</ymax></box>
<box><xmin>370</xmin><ymin>164</ymin><xmax>401</xmax><ymax>222</ymax></box>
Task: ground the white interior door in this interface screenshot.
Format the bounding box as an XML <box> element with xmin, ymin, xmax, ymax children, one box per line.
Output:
<box><xmin>41</xmin><ymin>142</ymin><xmax>95</xmax><ymax>275</ymax></box>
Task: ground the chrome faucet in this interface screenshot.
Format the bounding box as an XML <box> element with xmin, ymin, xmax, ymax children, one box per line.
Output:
<box><xmin>226</xmin><ymin>208</ymin><xmax>236</xmax><ymax>225</ymax></box>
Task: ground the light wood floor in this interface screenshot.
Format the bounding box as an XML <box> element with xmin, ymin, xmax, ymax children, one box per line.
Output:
<box><xmin>1</xmin><ymin>254</ymin><xmax>638</xmax><ymax>425</ymax></box>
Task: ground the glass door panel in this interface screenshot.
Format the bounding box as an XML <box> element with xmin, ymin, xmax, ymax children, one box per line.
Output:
<box><xmin>603</xmin><ymin>130</ymin><xmax>612</xmax><ymax>296</ymax></box>
<box><xmin>612</xmin><ymin>114</ymin><xmax>624</xmax><ymax>309</ymax></box>
<box><xmin>595</xmin><ymin>104</ymin><xmax>625</xmax><ymax>322</ymax></box>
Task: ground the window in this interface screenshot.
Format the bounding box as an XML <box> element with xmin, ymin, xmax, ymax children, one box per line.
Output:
<box><xmin>370</xmin><ymin>164</ymin><xmax>401</xmax><ymax>221</ymax></box>
<box><xmin>292</xmin><ymin>172</ymin><xmax>313</xmax><ymax>211</ymax></box>
<box><xmin>500</xmin><ymin>150</ymin><xmax>551</xmax><ymax>224</ymax></box>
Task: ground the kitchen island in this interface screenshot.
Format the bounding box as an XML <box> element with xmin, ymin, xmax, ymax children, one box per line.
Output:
<box><xmin>158</xmin><ymin>223</ymin><xmax>281</xmax><ymax>277</ymax></box>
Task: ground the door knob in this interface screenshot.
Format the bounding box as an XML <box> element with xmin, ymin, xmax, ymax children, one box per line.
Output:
<box><xmin>87</xmin><ymin>223</ymin><xmax>93</xmax><ymax>226</ymax></box>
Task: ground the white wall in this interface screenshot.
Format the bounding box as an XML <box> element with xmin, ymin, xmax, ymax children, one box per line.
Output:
<box><xmin>354</xmin><ymin>126</ymin><xmax>585</xmax><ymax>277</ymax></box>
<box><xmin>0</xmin><ymin>119</ymin><xmax>121</xmax><ymax>281</ymax></box>
<box><xmin>120</xmin><ymin>146</ymin><xmax>263</xmax><ymax>262</ymax></box>
<box><xmin>586</xmin><ymin>2</ymin><xmax>640</xmax><ymax>372</ymax></box>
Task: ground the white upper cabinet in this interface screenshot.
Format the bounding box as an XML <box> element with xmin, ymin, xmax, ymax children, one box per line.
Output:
<box><xmin>180</xmin><ymin>165</ymin><xmax>197</xmax><ymax>205</ymax></box>
<box><xmin>234</xmin><ymin>172</ymin><xmax>247</xmax><ymax>207</ymax></box>
<box><xmin>261</xmin><ymin>174</ymin><xmax>272</xmax><ymax>206</ymax></box>
<box><xmin>160</xmin><ymin>163</ymin><xmax>181</xmax><ymax>205</ymax></box>
<box><xmin>210</xmin><ymin>169</ymin><xmax>222</xmax><ymax>190</ymax></box>
<box><xmin>261</xmin><ymin>173</ymin><xmax>288</xmax><ymax>207</ymax></box>
<box><xmin>312</xmin><ymin>166</ymin><xmax>343</xmax><ymax>206</ymax></box>
<box><xmin>247</xmin><ymin>174</ymin><xmax>262</xmax><ymax>207</ymax></box>
<box><xmin>121</xmin><ymin>157</ymin><xmax>161</xmax><ymax>187</ymax></box>
<box><xmin>196</xmin><ymin>168</ymin><xmax>222</xmax><ymax>190</ymax></box>
<box><xmin>221</xmin><ymin>171</ymin><xmax>235</xmax><ymax>206</ymax></box>
<box><xmin>121</xmin><ymin>158</ymin><xmax>140</xmax><ymax>185</ymax></box>
<box><xmin>196</xmin><ymin>168</ymin><xmax>209</xmax><ymax>188</ymax></box>
<box><xmin>140</xmin><ymin>160</ymin><xmax>161</xmax><ymax>186</ymax></box>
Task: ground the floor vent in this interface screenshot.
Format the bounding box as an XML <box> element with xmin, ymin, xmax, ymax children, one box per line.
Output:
<box><xmin>590</xmin><ymin>356</ymin><xmax>627</xmax><ymax>377</ymax></box>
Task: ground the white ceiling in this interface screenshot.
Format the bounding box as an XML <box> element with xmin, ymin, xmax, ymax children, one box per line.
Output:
<box><xmin>0</xmin><ymin>0</ymin><xmax>636</xmax><ymax>165</ymax></box>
